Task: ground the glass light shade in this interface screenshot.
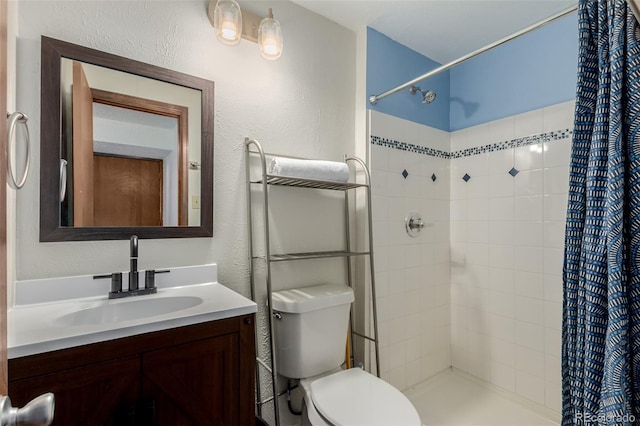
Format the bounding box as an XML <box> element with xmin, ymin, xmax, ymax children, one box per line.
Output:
<box><xmin>258</xmin><ymin>15</ymin><xmax>283</xmax><ymax>60</ymax></box>
<box><xmin>213</xmin><ymin>0</ymin><xmax>242</xmax><ymax>46</ymax></box>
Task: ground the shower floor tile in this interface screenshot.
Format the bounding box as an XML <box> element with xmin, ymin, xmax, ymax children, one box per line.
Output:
<box><xmin>404</xmin><ymin>368</ymin><xmax>559</xmax><ymax>426</ymax></box>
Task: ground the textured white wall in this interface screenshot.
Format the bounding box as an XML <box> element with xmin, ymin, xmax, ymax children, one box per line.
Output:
<box><xmin>14</xmin><ymin>1</ymin><xmax>357</xmax><ymax>301</ymax></box>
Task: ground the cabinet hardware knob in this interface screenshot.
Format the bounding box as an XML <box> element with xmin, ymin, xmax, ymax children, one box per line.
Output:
<box><xmin>244</xmin><ymin>317</ymin><xmax>252</xmax><ymax>325</ymax></box>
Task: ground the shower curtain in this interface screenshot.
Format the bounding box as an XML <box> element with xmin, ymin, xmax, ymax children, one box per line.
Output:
<box><xmin>562</xmin><ymin>0</ymin><xmax>640</xmax><ymax>424</ymax></box>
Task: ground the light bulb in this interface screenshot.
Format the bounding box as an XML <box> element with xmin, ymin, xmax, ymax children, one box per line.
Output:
<box><xmin>262</xmin><ymin>37</ymin><xmax>279</xmax><ymax>55</ymax></box>
<box><xmin>258</xmin><ymin>9</ymin><xmax>283</xmax><ymax>60</ymax></box>
<box><xmin>213</xmin><ymin>0</ymin><xmax>242</xmax><ymax>46</ymax></box>
<box><xmin>220</xmin><ymin>18</ymin><xmax>237</xmax><ymax>41</ymax></box>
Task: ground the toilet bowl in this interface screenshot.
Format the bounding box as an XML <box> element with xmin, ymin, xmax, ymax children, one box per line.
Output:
<box><xmin>298</xmin><ymin>368</ymin><xmax>421</xmax><ymax>426</ymax></box>
<box><xmin>271</xmin><ymin>283</ymin><xmax>421</xmax><ymax>426</ymax></box>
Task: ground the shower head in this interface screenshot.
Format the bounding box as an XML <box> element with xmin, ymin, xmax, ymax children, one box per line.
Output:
<box><xmin>410</xmin><ymin>85</ymin><xmax>437</xmax><ymax>104</ymax></box>
<box><xmin>422</xmin><ymin>90</ymin><xmax>436</xmax><ymax>104</ymax></box>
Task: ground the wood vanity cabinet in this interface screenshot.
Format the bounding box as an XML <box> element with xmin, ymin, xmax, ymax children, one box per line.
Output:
<box><xmin>7</xmin><ymin>314</ymin><xmax>256</xmax><ymax>426</ymax></box>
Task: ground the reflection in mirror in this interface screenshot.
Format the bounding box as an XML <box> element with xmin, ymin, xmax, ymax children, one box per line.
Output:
<box><xmin>40</xmin><ymin>36</ymin><xmax>214</xmax><ymax>241</ymax></box>
<box><xmin>59</xmin><ymin>59</ymin><xmax>201</xmax><ymax>227</ymax></box>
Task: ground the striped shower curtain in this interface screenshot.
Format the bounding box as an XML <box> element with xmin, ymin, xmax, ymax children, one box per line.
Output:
<box><xmin>562</xmin><ymin>0</ymin><xmax>640</xmax><ymax>424</ymax></box>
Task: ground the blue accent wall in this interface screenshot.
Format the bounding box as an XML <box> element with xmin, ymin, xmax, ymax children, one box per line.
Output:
<box><xmin>367</xmin><ymin>28</ymin><xmax>450</xmax><ymax>132</ymax></box>
<box><xmin>449</xmin><ymin>14</ymin><xmax>578</xmax><ymax>130</ymax></box>
<box><xmin>366</xmin><ymin>13</ymin><xmax>578</xmax><ymax>131</ymax></box>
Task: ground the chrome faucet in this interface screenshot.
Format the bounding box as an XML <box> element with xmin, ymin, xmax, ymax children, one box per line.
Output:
<box><xmin>129</xmin><ymin>235</ymin><xmax>139</xmax><ymax>291</ymax></box>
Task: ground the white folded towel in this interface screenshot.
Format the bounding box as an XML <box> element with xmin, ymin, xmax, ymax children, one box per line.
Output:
<box><xmin>268</xmin><ymin>157</ymin><xmax>350</xmax><ymax>183</ymax></box>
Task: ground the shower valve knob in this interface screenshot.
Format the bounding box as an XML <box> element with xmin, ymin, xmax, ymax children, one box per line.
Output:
<box><xmin>409</xmin><ymin>218</ymin><xmax>425</xmax><ymax>229</ymax></box>
<box><xmin>405</xmin><ymin>211</ymin><xmax>431</xmax><ymax>238</ymax></box>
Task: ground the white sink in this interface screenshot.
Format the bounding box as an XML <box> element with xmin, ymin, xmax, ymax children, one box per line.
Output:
<box><xmin>10</xmin><ymin>276</ymin><xmax>258</xmax><ymax>359</ymax></box>
<box><xmin>54</xmin><ymin>296</ymin><xmax>204</xmax><ymax>326</ymax></box>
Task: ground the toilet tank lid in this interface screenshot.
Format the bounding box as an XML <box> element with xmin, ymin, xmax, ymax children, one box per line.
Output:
<box><xmin>271</xmin><ymin>283</ymin><xmax>354</xmax><ymax>314</ymax></box>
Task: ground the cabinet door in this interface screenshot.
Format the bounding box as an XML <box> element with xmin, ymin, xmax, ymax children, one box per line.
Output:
<box><xmin>141</xmin><ymin>333</ymin><xmax>239</xmax><ymax>426</ymax></box>
<box><xmin>9</xmin><ymin>356</ymin><xmax>140</xmax><ymax>426</ymax></box>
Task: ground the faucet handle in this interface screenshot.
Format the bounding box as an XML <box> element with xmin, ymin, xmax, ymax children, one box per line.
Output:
<box><xmin>110</xmin><ymin>273</ymin><xmax>123</xmax><ymax>293</ymax></box>
<box><xmin>144</xmin><ymin>269</ymin><xmax>170</xmax><ymax>290</ymax></box>
<box><xmin>144</xmin><ymin>270</ymin><xmax>155</xmax><ymax>290</ymax></box>
<box><xmin>94</xmin><ymin>272</ymin><xmax>123</xmax><ymax>296</ymax></box>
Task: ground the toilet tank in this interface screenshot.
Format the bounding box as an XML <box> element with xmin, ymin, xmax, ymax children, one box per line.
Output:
<box><xmin>271</xmin><ymin>283</ymin><xmax>354</xmax><ymax>379</ymax></box>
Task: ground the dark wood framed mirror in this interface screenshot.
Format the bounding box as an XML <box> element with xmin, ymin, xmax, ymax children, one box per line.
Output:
<box><xmin>40</xmin><ymin>36</ymin><xmax>214</xmax><ymax>241</ymax></box>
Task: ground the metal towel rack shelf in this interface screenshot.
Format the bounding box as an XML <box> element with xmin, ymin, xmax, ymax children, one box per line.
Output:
<box><xmin>245</xmin><ymin>138</ymin><xmax>380</xmax><ymax>425</ymax></box>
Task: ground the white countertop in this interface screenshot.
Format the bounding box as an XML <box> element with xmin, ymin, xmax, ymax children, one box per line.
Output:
<box><xmin>9</xmin><ymin>265</ymin><xmax>256</xmax><ymax>358</ymax></box>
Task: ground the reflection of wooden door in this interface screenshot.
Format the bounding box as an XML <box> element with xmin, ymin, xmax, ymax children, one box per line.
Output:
<box><xmin>93</xmin><ymin>155</ymin><xmax>163</xmax><ymax>226</ymax></box>
<box><xmin>72</xmin><ymin>61</ymin><xmax>94</xmax><ymax>226</ymax></box>
<box><xmin>91</xmin><ymin>90</ymin><xmax>189</xmax><ymax>226</ymax></box>
<box><xmin>0</xmin><ymin>0</ymin><xmax>9</xmax><ymax>395</ymax></box>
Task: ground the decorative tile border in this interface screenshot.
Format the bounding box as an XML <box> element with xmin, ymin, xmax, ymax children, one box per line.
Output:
<box><xmin>370</xmin><ymin>136</ymin><xmax>450</xmax><ymax>158</ymax></box>
<box><xmin>371</xmin><ymin>128</ymin><xmax>573</xmax><ymax>159</ymax></box>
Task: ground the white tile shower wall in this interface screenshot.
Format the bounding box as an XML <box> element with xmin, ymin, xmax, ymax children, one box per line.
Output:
<box><xmin>449</xmin><ymin>100</ymin><xmax>574</xmax><ymax>413</ymax></box>
<box><xmin>369</xmin><ymin>110</ymin><xmax>451</xmax><ymax>391</ymax></box>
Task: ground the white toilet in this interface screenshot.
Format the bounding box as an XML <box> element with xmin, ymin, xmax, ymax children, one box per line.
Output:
<box><xmin>271</xmin><ymin>283</ymin><xmax>422</xmax><ymax>426</ymax></box>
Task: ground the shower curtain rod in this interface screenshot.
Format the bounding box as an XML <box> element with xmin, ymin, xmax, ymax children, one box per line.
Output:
<box><xmin>368</xmin><ymin>4</ymin><xmax>579</xmax><ymax>105</ymax></box>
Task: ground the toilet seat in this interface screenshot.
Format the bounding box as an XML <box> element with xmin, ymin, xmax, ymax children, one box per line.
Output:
<box><xmin>309</xmin><ymin>368</ymin><xmax>421</xmax><ymax>426</ymax></box>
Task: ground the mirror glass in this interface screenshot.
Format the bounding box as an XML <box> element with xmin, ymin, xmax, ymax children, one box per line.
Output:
<box><xmin>40</xmin><ymin>37</ymin><xmax>214</xmax><ymax>241</ymax></box>
<box><xmin>59</xmin><ymin>59</ymin><xmax>201</xmax><ymax>227</ymax></box>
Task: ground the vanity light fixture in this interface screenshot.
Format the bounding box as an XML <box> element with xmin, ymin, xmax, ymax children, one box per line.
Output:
<box><xmin>208</xmin><ymin>0</ymin><xmax>283</xmax><ymax>60</ymax></box>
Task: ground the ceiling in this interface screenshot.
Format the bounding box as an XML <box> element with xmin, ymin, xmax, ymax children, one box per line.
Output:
<box><xmin>291</xmin><ymin>0</ymin><xmax>577</xmax><ymax>64</ymax></box>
